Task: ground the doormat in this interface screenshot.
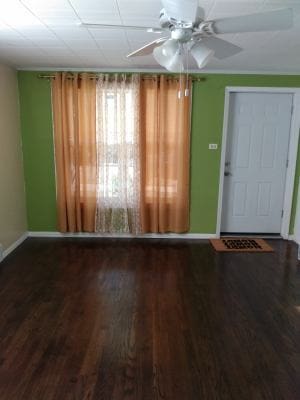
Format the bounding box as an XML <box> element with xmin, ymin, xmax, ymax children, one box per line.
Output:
<box><xmin>210</xmin><ymin>238</ymin><xmax>274</xmax><ymax>252</ymax></box>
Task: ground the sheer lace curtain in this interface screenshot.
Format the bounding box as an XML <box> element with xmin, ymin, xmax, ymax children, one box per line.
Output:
<box><xmin>95</xmin><ymin>74</ymin><xmax>141</xmax><ymax>234</ymax></box>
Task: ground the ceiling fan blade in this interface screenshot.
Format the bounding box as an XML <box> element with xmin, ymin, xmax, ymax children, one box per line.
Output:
<box><xmin>196</xmin><ymin>6</ymin><xmax>205</xmax><ymax>21</ymax></box>
<box><xmin>200</xmin><ymin>37</ymin><xmax>242</xmax><ymax>59</ymax></box>
<box><xmin>213</xmin><ymin>8</ymin><xmax>293</xmax><ymax>34</ymax></box>
<box><xmin>80</xmin><ymin>22</ymin><xmax>163</xmax><ymax>33</ymax></box>
<box><xmin>127</xmin><ymin>37</ymin><xmax>169</xmax><ymax>57</ymax></box>
<box><xmin>161</xmin><ymin>0</ymin><xmax>200</xmax><ymax>22</ymax></box>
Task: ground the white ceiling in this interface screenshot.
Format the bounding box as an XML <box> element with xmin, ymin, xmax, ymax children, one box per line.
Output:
<box><xmin>0</xmin><ymin>0</ymin><xmax>300</xmax><ymax>73</ymax></box>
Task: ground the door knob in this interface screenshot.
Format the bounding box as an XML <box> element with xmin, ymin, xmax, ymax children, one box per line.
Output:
<box><xmin>224</xmin><ymin>171</ymin><xmax>232</xmax><ymax>176</ymax></box>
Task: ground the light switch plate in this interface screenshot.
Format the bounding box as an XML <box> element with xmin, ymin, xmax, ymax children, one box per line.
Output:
<box><xmin>209</xmin><ymin>143</ymin><xmax>218</xmax><ymax>150</ymax></box>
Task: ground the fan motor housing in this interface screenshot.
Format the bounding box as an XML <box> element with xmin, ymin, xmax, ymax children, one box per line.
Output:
<box><xmin>171</xmin><ymin>28</ymin><xmax>193</xmax><ymax>42</ymax></box>
<box><xmin>159</xmin><ymin>8</ymin><xmax>173</xmax><ymax>29</ymax></box>
<box><xmin>159</xmin><ymin>8</ymin><xmax>195</xmax><ymax>42</ymax></box>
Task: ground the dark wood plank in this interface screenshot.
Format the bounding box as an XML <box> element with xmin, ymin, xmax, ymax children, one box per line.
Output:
<box><xmin>0</xmin><ymin>238</ymin><xmax>299</xmax><ymax>399</ymax></box>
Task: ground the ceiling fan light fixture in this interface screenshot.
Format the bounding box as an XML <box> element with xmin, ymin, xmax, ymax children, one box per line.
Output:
<box><xmin>153</xmin><ymin>39</ymin><xmax>179</xmax><ymax>68</ymax></box>
<box><xmin>191</xmin><ymin>41</ymin><xmax>215</xmax><ymax>68</ymax></box>
<box><xmin>165</xmin><ymin>50</ymin><xmax>184</xmax><ymax>72</ymax></box>
<box><xmin>161</xmin><ymin>39</ymin><xmax>178</xmax><ymax>56</ymax></box>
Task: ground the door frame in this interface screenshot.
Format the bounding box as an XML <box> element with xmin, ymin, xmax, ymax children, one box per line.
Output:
<box><xmin>216</xmin><ymin>87</ymin><xmax>300</xmax><ymax>239</ymax></box>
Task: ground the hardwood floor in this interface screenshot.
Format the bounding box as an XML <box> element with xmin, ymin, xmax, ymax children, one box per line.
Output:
<box><xmin>0</xmin><ymin>238</ymin><xmax>299</xmax><ymax>399</ymax></box>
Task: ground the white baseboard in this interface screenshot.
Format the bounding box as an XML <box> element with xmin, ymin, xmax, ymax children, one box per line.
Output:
<box><xmin>0</xmin><ymin>232</ymin><xmax>296</xmax><ymax>262</ymax></box>
<box><xmin>28</xmin><ymin>231</ymin><xmax>218</xmax><ymax>240</ymax></box>
<box><xmin>1</xmin><ymin>232</ymin><xmax>28</xmax><ymax>262</ymax></box>
<box><xmin>288</xmin><ymin>234</ymin><xmax>300</xmax><ymax>244</ymax></box>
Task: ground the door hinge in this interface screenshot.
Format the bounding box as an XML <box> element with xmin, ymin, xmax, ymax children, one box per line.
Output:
<box><xmin>291</xmin><ymin>105</ymin><xmax>294</xmax><ymax>115</ymax></box>
<box><xmin>281</xmin><ymin>209</ymin><xmax>284</xmax><ymax>218</ymax></box>
<box><xmin>286</xmin><ymin>159</ymin><xmax>289</xmax><ymax>168</ymax></box>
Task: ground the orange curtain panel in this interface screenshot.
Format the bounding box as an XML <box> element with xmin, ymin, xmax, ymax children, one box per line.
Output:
<box><xmin>140</xmin><ymin>75</ymin><xmax>192</xmax><ymax>233</ymax></box>
<box><xmin>51</xmin><ymin>72</ymin><xmax>97</xmax><ymax>232</ymax></box>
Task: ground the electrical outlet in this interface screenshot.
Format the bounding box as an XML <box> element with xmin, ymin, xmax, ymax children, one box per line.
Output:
<box><xmin>209</xmin><ymin>143</ymin><xmax>218</xmax><ymax>150</ymax></box>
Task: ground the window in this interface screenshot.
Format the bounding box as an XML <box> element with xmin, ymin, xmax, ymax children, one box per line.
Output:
<box><xmin>95</xmin><ymin>75</ymin><xmax>141</xmax><ymax>233</ymax></box>
<box><xmin>99</xmin><ymin>90</ymin><xmax>136</xmax><ymax>200</ymax></box>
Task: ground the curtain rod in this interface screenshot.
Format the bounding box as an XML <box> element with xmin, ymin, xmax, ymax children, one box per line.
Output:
<box><xmin>37</xmin><ymin>73</ymin><xmax>205</xmax><ymax>82</ymax></box>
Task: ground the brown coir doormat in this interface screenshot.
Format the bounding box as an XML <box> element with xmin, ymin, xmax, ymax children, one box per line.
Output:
<box><xmin>210</xmin><ymin>238</ymin><xmax>274</xmax><ymax>252</ymax></box>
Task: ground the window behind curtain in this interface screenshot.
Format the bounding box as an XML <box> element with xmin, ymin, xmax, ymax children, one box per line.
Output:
<box><xmin>95</xmin><ymin>74</ymin><xmax>141</xmax><ymax>234</ymax></box>
<box><xmin>51</xmin><ymin>72</ymin><xmax>191</xmax><ymax>235</ymax></box>
<box><xmin>100</xmin><ymin>90</ymin><xmax>135</xmax><ymax>199</ymax></box>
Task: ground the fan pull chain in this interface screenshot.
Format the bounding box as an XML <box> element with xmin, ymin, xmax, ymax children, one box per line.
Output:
<box><xmin>177</xmin><ymin>43</ymin><xmax>190</xmax><ymax>99</ymax></box>
<box><xmin>178</xmin><ymin>80</ymin><xmax>182</xmax><ymax>99</ymax></box>
<box><xmin>185</xmin><ymin>43</ymin><xmax>189</xmax><ymax>97</ymax></box>
<box><xmin>178</xmin><ymin>43</ymin><xmax>183</xmax><ymax>99</ymax></box>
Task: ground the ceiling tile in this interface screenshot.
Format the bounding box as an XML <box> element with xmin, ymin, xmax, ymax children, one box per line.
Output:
<box><xmin>17</xmin><ymin>26</ymin><xmax>57</xmax><ymax>39</ymax></box>
<box><xmin>21</xmin><ymin>0</ymin><xmax>74</xmax><ymax>12</ymax></box>
<box><xmin>125</xmin><ymin>29</ymin><xmax>163</xmax><ymax>41</ymax></box>
<box><xmin>75</xmin><ymin>13</ymin><xmax>122</xmax><ymax>25</ymax></box>
<box><xmin>70</xmin><ymin>0</ymin><xmax>121</xmax><ymax>23</ymax></box>
<box><xmin>88</xmin><ymin>29</ymin><xmax>127</xmax><ymax>40</ymax></box>
<box><xmin>27</xmin><ymin>38</ymin><xmax>64</xmax><ymax>47</ymax></box>
<box><xmin>117</xmin><ymin>0</ymin><xmax>161</xmax><ymax>19</ymax></box>
<box><xmin>0</xmin><ymin>24</ymin><xmax>26</xmax><ymax>41</ymax></box>
<box><xmin>128</xmin><ymin>54</ymin><xmax>159</xmax><ymax>66</ymax></box>
<box><xmin>96</xmin><ymin>39</ymin><xmax>129</xmax><ymax>50</ymax></box>
<box><xmin>121</xmin><ymin>17</ymin><xmax>161</xmax><ymax>28</ymax></box>
<box><xmin>72</xmin><ymin>48</ymin><xmax>103</xmax><ymax>56</ymax></box>
<box><xmin>103</xmin><ymin>48</ymin><xmax>132</xmax><ymax>57</ymax></box>
<box><xmin>52</xmin><ymin>26</ymin><xmax>91</xmax><ymax>39</ymax></box>
<box><xmin>70</xmin><ymin>0</ymin><xmax>119</xmax><ymax>12</ymax></box>
<box><xmin>34</xmin><ymin>15</ymin><xmax>79</xmax><ymax>27</ymax></box>
<box><xmin>0</xmin><ymin>0</ymin><xmax>43</xmax><ymax>28</ymax></box>
<box><xmin>63</xmin><ymin>38</ymin><xmax>98</xmax><ymax>49</ymax></box>
<box><xmin>0</xmin><ymin>46</ymin><xmax>46</xmax><ymax>59</ymax></box>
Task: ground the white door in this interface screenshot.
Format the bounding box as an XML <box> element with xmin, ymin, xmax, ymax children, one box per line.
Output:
<box><xmin>221</xmin><ymin>92</ymin><xmax>293</xmax><ymax>234</ymax></box>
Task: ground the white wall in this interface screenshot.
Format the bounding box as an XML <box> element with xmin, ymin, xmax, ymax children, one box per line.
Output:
<box><xmin>0</xmin><ymin>64</ymin><xmax>27</xmax><ymax>252</ymax></box>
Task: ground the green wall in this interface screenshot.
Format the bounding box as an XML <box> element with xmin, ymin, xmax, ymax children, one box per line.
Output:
<box><xmin>18</xmin><ymin>72</ymin><xmax>57</xmax><ymax>231</ymax></box>
<box><xmin>18</xmin><ymin>71</ymin><xmax>300</xmax><ymax>233</ymax></box>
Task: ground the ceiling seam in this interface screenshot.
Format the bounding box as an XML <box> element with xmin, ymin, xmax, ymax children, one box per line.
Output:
<box><xmin>67</xmin><ymin>0</ymin><xmax>109</xmax><ymax>66</ymax></box>
<box><xmin>115</xmin><ymin>0</ymin><xmax>135</xmax><ymax>65</ymax></box>
<box><xmin>19</xmin><ymin>0</ymin><xmax>87</xmax><ymax>65</ymax></box>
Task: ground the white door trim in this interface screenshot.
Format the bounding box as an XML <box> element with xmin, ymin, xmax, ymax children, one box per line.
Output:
<box><xmin>293</xmin><ymin>177</ymin><xmax>300</xmax><ymax>244</ymax></box>
<box><xmin>216</xmin><ymin>86</ymin><xmax>300</xmax><ymax>239</ymax></box>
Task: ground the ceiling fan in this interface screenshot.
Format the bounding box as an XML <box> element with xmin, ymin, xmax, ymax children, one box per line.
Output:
<box><xmin>81</xmin><ymin>0</ymin><xmax>293</xmax><ymax>72</ymax></box>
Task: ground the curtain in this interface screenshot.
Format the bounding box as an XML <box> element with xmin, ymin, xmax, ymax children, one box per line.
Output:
<box><xmin>140</xmin><ymin>75</ymin><xmax>191</xmax><ymax>233</ymax></box>
<box><xmin>51</xmin><ymin>72</ymin><xmax>97</xmax><ymax>232</ymax></box>
<box><xmin>95</xmin><ymin>74</ymin><xmax>141</xmax><ymax>234</ymax></box>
